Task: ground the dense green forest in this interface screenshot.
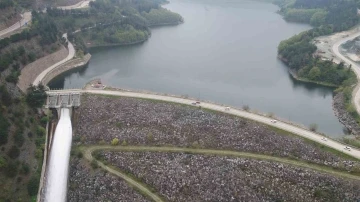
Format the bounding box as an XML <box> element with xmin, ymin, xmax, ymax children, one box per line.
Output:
<box><xmin>0</xmin><ymin>83</ymin><xmax>49</xmax><ymax>201</ymax></box>
<box><xmin>278</xmin><ymin>0</ymin><xmax>359</xmax><ymax>29</ymax></box>
<box><xmin>47</xmin><ymin>0</ymin><xmax>182</xmax><ymax>47</ymax></box>
<box><xmin>142</xmin><ymin>8</ymin><xmax>183</xmax><ymax>26</ymax></box>
<box><xmin>277</xmin><ymin>0</ymin><xmax>359</xmax><ymax>86</ymax></box>
<box><xmin>80</xmin><ymin>23</ymin><xmax>150</xmax><ymax>46</ymax></box>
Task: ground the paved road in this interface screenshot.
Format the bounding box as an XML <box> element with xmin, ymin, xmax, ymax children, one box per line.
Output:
<box><xmin>332</xmin><ymin>31</ymin><xmax>360</xmax><ymax>115</ymax></box>
<box><xmin>33</xmin><ymin>33</ymin><xmax>75</xmax><ymax>86</ymax></box>
<box><xmin>57</xmin><ymin>0</ymin><xmax>92</xmax><ymax>10</ymax></box>
<box><xmin>83</xmin><ymin>145</ymin><xmax>360</xmax><ymax>180</ymax></box>
<box><xmin>47</xmin><ymin>89</ymin><xmax>360</xmax><ymax>160</ymax></box>
<box><xmin>83</xmin><ymin>146</ymin><xmax>164</xmax><ymax>202</ymax></box>
<box><xmin>0</xmin><ymin>12</ymin><xmax>32</xmax><ymax>38</ymax></box>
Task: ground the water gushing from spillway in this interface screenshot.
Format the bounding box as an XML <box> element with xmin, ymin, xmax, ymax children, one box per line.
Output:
<box><xmin>44</xmin><ymin>108</ymin><xmax>72</xmax><ymax>202</ymax></box>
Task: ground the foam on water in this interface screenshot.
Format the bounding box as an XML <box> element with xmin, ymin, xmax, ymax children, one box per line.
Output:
<box><xmin>44</xmin><ymin>108</ymin><xmax>72</xmax><ymax>202</ymax></box>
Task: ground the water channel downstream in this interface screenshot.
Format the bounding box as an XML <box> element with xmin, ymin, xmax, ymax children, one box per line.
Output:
<box><xmin>49</xmin><ymin>0</ymin><xmax>346</xmax><ymax>137</ymax></box>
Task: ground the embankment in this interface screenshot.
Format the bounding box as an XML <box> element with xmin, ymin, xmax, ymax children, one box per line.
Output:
<box><xmin>42</xmin><ymin>54</ymin><xmax>91</xmax><ymax>85</ymax></box>
<box><xmin>18</xmin><ymin>46</ymin><xmax>68</xmax><ymax>92</ymax></box>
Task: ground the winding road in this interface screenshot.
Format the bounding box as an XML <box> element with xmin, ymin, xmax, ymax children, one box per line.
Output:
<box><xmin>83</xmin><ymin>146</ymin><xmax>164</xmax><ymax>202</ymax></box>
<box><xmin>32</xmin><ymin>33</ymin><xmax>75</xmax><ymax>86</ymax></box>
<box><xmin>83</xmin><ymin>145</ymin><xmax>360</xmax><ymax>180</ymax></box>
<box><xmin>46</xmin><ymin>88</ymin><xmax>360</xmax><ymax>160</ymax></box>
<box><xmin>332</xmin><ymin>31</ymin><xmax>360</xmax><ymax>115</ymax></box>
<box><xmin>0</xmin><ymin>12</ymin><xmax>31</xmax><ymax>38</ymax></box>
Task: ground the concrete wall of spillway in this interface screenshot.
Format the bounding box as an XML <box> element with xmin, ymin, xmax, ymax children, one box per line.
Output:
<box><xmin>43</xmin><ymin>108</ymin><xmax>73</xmax><ymax>202</ymax></box>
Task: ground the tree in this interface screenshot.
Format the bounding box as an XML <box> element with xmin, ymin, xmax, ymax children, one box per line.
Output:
<box><xmin>309</xmin><ymin>123</ymin><xmax>318</xmax><ymax>132</ymax></box>
<box><xmin>308</xmin><ymin>66</ymin><xmax>321</xmax><ymax>80</ymax></box>
<box><xmin>26</xmin><ymin>84</ymin><xmax>47</xmax><ymax>108</ymax></box>
<box><xmin>310</xmin><ymin>10</ymin><xmax>327</xmax><ymax>26</ymax></box>
<box><xmin>5</xmin><ymin>161</ymin><xmax>18</xmax><ymax>178</ymax></box>
<box><xmin>7</xmin><ymin>146</ymin><xmax>20</xmax><ymax>159</ymax></box>
<box><xmin>111</xmin><ymin>138</ymin><xmax>119</xmax><ymax>146</ymax></box>
<box><xmin>242</xmin><ymin>105</ymin><xmax>250</xmax><ymax>111</ymax></box>
<box><xmin>0</xmin><ymin>85</ymin><xmax>12</xmax><ymax>106</ymax></box>
<box><xmin>27</xmin><ymin>176</ymin><xmax>39</xmax><ymax>196</ymax></box>
<box><xmin>0</xmin><ymin>156</ymin><xmax>7</xmax><ymax>169</ymax></box>
<box><xmin>0</xmin><ymin>113</ymin><xmax>10</xmax><ymax>145</ymax></box>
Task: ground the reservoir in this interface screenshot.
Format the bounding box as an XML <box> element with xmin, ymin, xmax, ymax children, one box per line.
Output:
<box><xmin>50</xmin><ymin>0</ymin><xmax>346</xmax><ymax>137</ymax></box>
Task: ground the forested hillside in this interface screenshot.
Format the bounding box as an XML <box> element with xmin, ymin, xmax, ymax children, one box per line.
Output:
<box><xmin>277</xmin><ymin>0</ymin><xmax>359</xmax><ymax>87</ymax></box>
<box><xmin>278</xmin><ymin>0</ymin><xmax>359</xmax><ymax>29</ymax></box>
<box><xmin>0</xmin><ymin>1</ymin><xmax>62</xmax><ymax>200</ymax></box>
<box><xmin>47</xmin><ymin>0</ymin><xmax>183</xmax><ymax>47</ymax></box>
<box><xmin>0</xmin><ymin>0</ymin><xmax>22</xmax><ymax>31</ymax></box>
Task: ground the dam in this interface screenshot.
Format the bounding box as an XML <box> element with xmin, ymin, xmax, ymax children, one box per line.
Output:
<box><xmin>41</xmin><ymin>92</ymin><xmax>81</xmax><ymax>202</ymax></box>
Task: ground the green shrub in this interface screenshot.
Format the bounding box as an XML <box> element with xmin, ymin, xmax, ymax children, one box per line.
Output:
<box><xmin>27</xmin><ymin>176</ymin><xmax>39</xmax><ymax>196</ymax></box>
<box><xmin>91</xmin><ymin>159</ymin><xmax>98</xmax><ymax>169</ymax></box>
<box><xmin>115</xmin><ymin>122</ymin><xmax>122</xmax><ymax>128</ymax></box>
<box><xmin>40</xmin><ymin>116</ymin><xmax>49</xmax><ymax>125</ymax></box>
<box><xmin>20</xmin><ymin>163</ymin><xmax>30</xmax><ymax>175</ymax></box>
<box><xmin>7</xmin><ymin>146</ymin><xmax>20</xmax><ymax>159</ymax></box>
<box><xmin>77</xmin><ymin>151</ymin><xmax>83</xmax><ymax>158</ymax></box>
<box><xmin>14</xmin><ymin>130</ymin><xmax>25</xmax><ymax>147</ymax></box>
<box><xmin>5</xmin><ymin>161</ymin><xmax>18</xmax><ymax>178</ymax></box>
<box><xmin>26</xmin><ymin>85</ymin><xmax>47</xmax><ymax>108</ymax></box>
<box><xmin>309</xmin><ymin>123</ymin><xmax>318</xmax><ymax>132</ymax></box>
<box><xmin>0</xmin><ymin>156</ymin><xmax>7</xmax><ymax>168</ymax></box>
<box><xmin>242</xmin><ymin>105</ymin><xmax>250</xmax><ymax>111</ymax></box>
<box><xmin>111</xmin><ymin>138</ymin><xmax>119</xmax><ymax>146</ymax></box>
<box><xmin>0</xmin><ymin>113</ymin><xmax>10</xmax><ymax>145</ymax></box>
<box><xmin>37</xmin><ymin>126</ymin><xmax>46</xmax><ymax>137</ymax></box>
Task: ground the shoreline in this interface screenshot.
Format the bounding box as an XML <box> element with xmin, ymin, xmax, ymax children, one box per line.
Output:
<box><xmin>278</xmin><ymin>56</ymin><xmax>339</xmax><ymax>88</ymax></box>
<box><xmin>87</xmin><ymin>38</ymin><xmax>149</xmax><ymax>49</ymax></box>
<box><xmin>332</xmin><ymin>92</ymin><xmax>360</xmax><ymax>136</ymax></box>
<box><xmin>148</xmin><ymin>21</ymin><xmax>184</xmax><ymax>27</ymax></box>
<box><xmin>85</xmin><ymin>21</ymin><xmax>183</xmax><ymax>49</ymax></box>
<box><xmin>288</xmin><ymin>68</ymin><xmax>338</xmax><ymax>88</ymax></box>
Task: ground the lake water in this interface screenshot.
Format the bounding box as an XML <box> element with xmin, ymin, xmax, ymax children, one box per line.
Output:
<box><xmin>50</xmin><ymin>0</ymin><xmax>346</xmax><ymax>137</ymax></box>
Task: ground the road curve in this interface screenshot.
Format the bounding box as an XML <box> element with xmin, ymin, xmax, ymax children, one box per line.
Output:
<box><xmin>332</xmin><ymin>31</ymin><xmax>360</xmax><ymax>115</ymax></box>
<box><xmin>83</xmin><ymin>145</ymin><xmax>360</xmax><ymax>180</ymax></box>
<box><xmin>0</xmin><ymin>12</ymin><xmax>32</xmax><ymax>38</ymax></box>
<box><xmin>57</xmin><ymin>0</ymin><xmax>92</xmax><ymax>10</ymax></box>
<box><xmin>47</xmin><ymin>88</ymin><xmax>360</xmax><ymax>160</ymax></box>
<box><xmin>83</xmin><ymin>146</ymin><xmax>164</xmax><ymax>202</ymax></box>
<box><xmin>33</xmin><ymin>33</ymin><xmax>75</xmax><ymax>86</ymax></box>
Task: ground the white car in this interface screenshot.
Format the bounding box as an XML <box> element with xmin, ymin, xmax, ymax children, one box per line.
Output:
<box><xmin>321</xmin><ymin>137</ymin><xmax>327</xmax><ymax>141</ymax></box>
<box><xmin>271</xmin><ymin>120</ymin><xmax>277</xmax><ymax>123</ymax></box>
<box><xmin>344</xmin><ymin>146</ymin><xmax>351</xmax><ymax>151</ymax></box>
<box><xmin>225</xmin><ymin>107</ymin><xmax>230</xmax><ymax>111</ymax></box>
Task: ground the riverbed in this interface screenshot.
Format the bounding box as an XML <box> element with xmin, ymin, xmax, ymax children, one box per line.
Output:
<box><xmin>49</xmin><ymin>0</ymin><xmax>346</xmax><ymax>137</ymax></box>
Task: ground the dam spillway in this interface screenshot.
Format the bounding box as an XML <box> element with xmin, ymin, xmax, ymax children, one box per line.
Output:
<box><xmin>44</xmin><ymin>108</ymin><xmax>72</xmax><ymax>202</ymax></box>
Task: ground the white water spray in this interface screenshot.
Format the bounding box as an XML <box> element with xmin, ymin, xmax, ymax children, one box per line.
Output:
<box><xmin>44</xmin><ymin>108</ymin><xmax>72</xmax><ymax>202</ymax></box>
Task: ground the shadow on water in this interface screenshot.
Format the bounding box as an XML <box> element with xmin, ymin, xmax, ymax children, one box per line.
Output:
<box><xmin>48</xmin><ymin>63</ymin><xmax>89</xmax><ymax>89</ymax></box>
<box><xmin>287</xmin><ymin>71</ymin><xmax>335</xmax><ymax>96</ymax></box>
<box><xmin>278</xmin><ymin>58</ymin><xmax>335</xmax><ymax>98</ymax></box>
<box><xmin>88</xmin><ymin>41</ymin><xmax>148</xmax><ymax>54</ymax></box>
